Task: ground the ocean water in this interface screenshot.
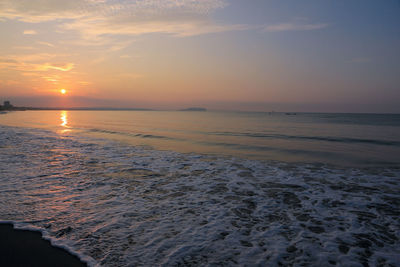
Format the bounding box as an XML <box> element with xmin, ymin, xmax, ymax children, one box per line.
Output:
<box><xmin>0</xmin><ymin>110</ymin><xmax>399</xmax><ymax>266</ymax></box>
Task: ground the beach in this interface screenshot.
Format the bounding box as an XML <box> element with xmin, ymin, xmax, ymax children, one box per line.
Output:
<box><xmin>1</xmin><ymin>0</ymin><xmax>399</xmax><ymax>265</ymax></box>
<box><xmin>0</xmin><ymin>111</ymin><xmax>399</xmax><ymax>266</ymax></box>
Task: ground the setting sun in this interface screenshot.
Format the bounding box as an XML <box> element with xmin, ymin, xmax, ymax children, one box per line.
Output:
<box><xmin>1</xmin><ymin>2</ymin><xmax>400</xmax><ymax>266</ymax></box>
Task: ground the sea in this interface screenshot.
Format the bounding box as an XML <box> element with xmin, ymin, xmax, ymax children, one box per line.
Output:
<box><xmin>0</xmin><ymin>110</ymin><xmax>399</xmax><ymax>266</ymax></box>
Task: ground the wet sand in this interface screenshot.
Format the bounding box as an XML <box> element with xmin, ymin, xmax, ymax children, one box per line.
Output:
<box><xmin>0</xmin><ymin>223</ymin><xmax>86</xmax><ymax>267</ymax></box>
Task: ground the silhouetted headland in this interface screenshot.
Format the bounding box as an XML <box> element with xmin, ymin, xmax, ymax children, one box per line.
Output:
<box><xmin>179</xmin><ymin>107</ymin><xmax>207</xmax><ymax>111</ymax></box>
<box><xmin>0</xmin><ymin>101</ymin><xmax>151</xmax><ymax>111</ymax></box>
<box><xmin>0</xmin><ymin>100</ymin><xmax>26</xmax><ymax>111</ymax></box>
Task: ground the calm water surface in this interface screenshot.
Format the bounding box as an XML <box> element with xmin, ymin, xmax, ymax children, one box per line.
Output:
<box><xmin>1</xmin><ymin>110</ymin><xmax>399</xmax><ymax>167</ymax></box>
<box><xmin>1</xmin><ymin>110</ymin><xmax>399</xmax><ymax>266</ymax></box>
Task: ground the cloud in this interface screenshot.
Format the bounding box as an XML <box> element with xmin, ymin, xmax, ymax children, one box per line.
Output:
<box><xmin>0</xmin><ymin>54</ymin><xmax>74</xmax><ymax>72</ymax></box>
<box><xmin>264</xmin><ymin>22</ymin><xmax>328</xmax><ymax>32</ymax></box>
<box><xmin>63</xmin><ymin>19</ymin><xmax>248</xmax><ymax>38</ymax></box>
<box><xmin>36</xmin><ymin>63</ymin><xmax>75</xmax><ymax>72</ymax></box>
<box><xmin>23</xmin><ymin>30</ymin><xmax>37</xmax><ymax>35</ymax></box>
<box><xmin>41</xmin><ymin>75</ymin><xmax>60</xmax><ymax>82</ymax></box>
<box><xmin>10</xmin><ymin>53</ymin><xmax>58</xmax><ymax>62</ymax></box>
<box><xmin>37</xmin><ymin>41</ymin><xmax>55</xmax><ymax>47</ymax></box>
<box><xmin>0</xmin><ymin>0</ymin><xmax>227</xmax><ymax>21</ymax></box>
<box><xmin>0</xmin><ymin>0</ymin><xmax>239</xmax><ymax>37</ymax></box>
<box><xmin>0</xmin><ymin>0</ymin><xmax>83</xmax><ymax>23</ymax></box>
<box><xmin>0</xmin><ymin>61</ymin><xmax>75</xmax><ymax>72</ymax></box>
<box><xmin>0</xmin><ymin>58</ymin><xmax>18</xmax><ymax>64</ymax></box>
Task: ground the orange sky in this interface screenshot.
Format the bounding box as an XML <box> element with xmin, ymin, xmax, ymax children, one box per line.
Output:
<box><xmin>1</xmin><ymin>0</ymin><xmax>399</xmax><ymax>112</ymax></box>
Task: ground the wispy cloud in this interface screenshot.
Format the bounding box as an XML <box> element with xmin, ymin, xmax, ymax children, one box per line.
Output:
<box><xmin>37</xmin><ymin>41</ymin><xmax>55</xmax><ymax>47</ymax></box>
<box><xmin>0</xmin><ymin>0</ymin><xmax>241</xmax><ymax>37</ymax></box>
<box><xmin>0</xmin><ymin>0</ymin><xmax>227</xmax><ymax>21</ymax></box>
<box><xmin>0</xmin><ymin>61</ymin><xmax>75</xmax><ymax>72</ymax></box>
<box><xmin>41</xmin><ymin>74</ymin><xmax>60</xmax><ymax>82</ymax></box>
<box><xmin>63</xmin><ymin>19</ymin><xmax>248</xmax><ymax>38</ymax></box>
<box><xmin>36</xmin><ymin>63</ymin><xmax>75</xmax><ymax>72</ymax></box>
<box><xmin>23</xmin><ymin>30</ymin><xmax>37</xmax><ymax>35</ymax></box>
<box><xmin>265</xmin><ymin>22</ymin><xmax>328</xmax><ymax>32</ymax></box>
<box><xmin>0</xmin><ymin>54</ymin><xmax>75</xmax><ymax>73</ymax></box>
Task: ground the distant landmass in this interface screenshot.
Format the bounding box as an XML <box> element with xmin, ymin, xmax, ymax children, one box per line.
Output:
<box><xmin>0</xmin><ymin>101</ymin><xmax>207</xmax><ymax>112</ymax></box>
<box><xmin>0</xmin><ymin>101</ymin><xmax>152</xmax><ymax>112</ymax></box>
<box><xmin>179</xmin><ymin>107</ymin><xmax>207</xmax><ymax>112</ymax></box>
<box><xmin>0</xmin><ymin>106</ymin><xmax>152</xmax><ymax>111</ymax></box>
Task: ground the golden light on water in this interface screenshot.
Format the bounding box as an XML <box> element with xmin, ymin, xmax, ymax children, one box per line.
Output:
<box><xmin>60</xmin><ymin>111</ymin><xmax>69</xmax><ymax>132</ymax></box>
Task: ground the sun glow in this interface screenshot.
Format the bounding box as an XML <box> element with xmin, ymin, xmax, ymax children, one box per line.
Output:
<box><xmin>60</xmin><ymin>89</ymin><xmax>66</xmax><ymax>95</ymax></box>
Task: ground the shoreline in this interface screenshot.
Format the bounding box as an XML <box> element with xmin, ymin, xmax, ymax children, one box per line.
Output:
<box><xmin>1</xmin><ymin>107</ymin><xmax>400</xmax><ymax>115</ymax></box>
<box><xmin>0</xmin><ymin>113</ymin><xmax>399</xmax><ymax>265</ymax></box>
<box><xmin>0</xmin><ymin>223</ymin><xmax>87</xmax><ymax>267</ymax></box>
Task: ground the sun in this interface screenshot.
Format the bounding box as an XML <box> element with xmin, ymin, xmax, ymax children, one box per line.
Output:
<box><xmin>60</xmin><ymin>89</ymin><xmax>67</xmax><ymax>95</ymax></box>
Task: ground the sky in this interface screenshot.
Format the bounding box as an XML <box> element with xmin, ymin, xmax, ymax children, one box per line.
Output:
<box><xmin>0</xmin><ymin>0</ymin><xmax>399</xmax><ymax>112</ymax></box>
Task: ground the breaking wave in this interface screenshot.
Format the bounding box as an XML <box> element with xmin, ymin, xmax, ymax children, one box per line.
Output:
<box><xmin>0</xmin><ymin>125</ymin><xmax>399</xmax><ymax>266</ymax></box>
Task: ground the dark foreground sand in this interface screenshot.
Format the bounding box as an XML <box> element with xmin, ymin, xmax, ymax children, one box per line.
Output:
<box><xmin>0</xmin><ymin>223</ymin><xmax>86</xmax><ymax>267</ymax></box>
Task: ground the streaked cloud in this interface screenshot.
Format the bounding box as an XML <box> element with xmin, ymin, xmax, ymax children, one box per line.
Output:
<box><xmin>23</xmin><ymin>30</ymin><xmax>37</xmax><ymax>35</ymax></box>
<box><xmin>63</xmin><ymin>19</ymin><xmax>248</xmax><ymax>38</ymax></box>
<box><xmin>0</xmin><ymin>54</ymin><xmax>74</xmax><ymax>73</ymax></box>
<box><xmin>0</xmin><ymin>0</ymin><xmax>238</xmax><ymax>37</ymax></box>
<box><xmin>37</xmin><ymin>41</ymin><xmax>55</xmax><ymax>47</ymax></box>
<box><xmin>265</xmin><ymin>22</ymin><xmax>328</xmax><ymax>32</ymax></box>
<box><xmin>36</xmin><ymin>63</ymin><xmax>75</xmax><ymax>72</ymax></box>
<box><xmin>13</xmin><ymin>46</ymin><xmax>36</xmax><ymax>50</ymax></box>
<box><xmin>0</xmin><ymin>0</ymin><xmax>227</xmax><ymax>21</ymax></box>
<box><xmin>9</xmin><ymin>53</ymin><xmax>58</xmax><ymax>62</ymax></box>
<box><xmin>41</xmin><ymin>75</ymin><xmax>60</xmax><ymax>82</ymax></box>
<box><xmin>0</xmin><ymin>61</ymin><xmax>75</xmax><ymax>72</ymax></box>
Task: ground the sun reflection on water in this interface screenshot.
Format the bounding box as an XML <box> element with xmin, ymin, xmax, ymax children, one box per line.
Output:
<box><xmin>60</xmin><ymin>110</ymin><xmax>70</xmax><ymax>133</ymax></box>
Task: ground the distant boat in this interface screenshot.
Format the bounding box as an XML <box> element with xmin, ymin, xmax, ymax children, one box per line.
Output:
<box><xmin>179</xmin><ymin>107</ymin><xmax>207</xmax><ymax>112</ymax></box>
<box><xmin>285</xmin><ymin>112</ymin><xmax>297</xmax><ymax>115</ymax></box>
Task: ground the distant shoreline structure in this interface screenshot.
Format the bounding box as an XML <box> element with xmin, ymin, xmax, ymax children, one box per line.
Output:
<box><xmin>179</xmin><ymin>107</ymin><xmax>207</xmax><ymax>112</ymax></box>
<box><xmin>1</xmin><ymin>101</ymin><xmax>399</xmax><ymax>115</ymax></box>
<box><xmin>1</xmin><ymin>102</ymin><xmax>208</xmax><ymax>112</ymax></box>
<box><xmin>0</xmin><ymin>101</ymin><xmax>152</xmax><ymax>111</ymax></box>
<box><xmin>0</xmin><ymin>107</ymin><xmax>152</xmax><ymax>111</ymax></box>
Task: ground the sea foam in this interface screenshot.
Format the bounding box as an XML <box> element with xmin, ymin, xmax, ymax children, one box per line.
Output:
<box><xmin>0</xmin><ymin>125</ymin><xmax>399</xmax><ymax>266</ymax></box>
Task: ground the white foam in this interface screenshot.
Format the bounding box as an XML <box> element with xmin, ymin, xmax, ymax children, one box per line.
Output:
<box><xmin>0</xmin><ymin>125</ymin><xmax>399</xmax><ymax>266</ymax></box>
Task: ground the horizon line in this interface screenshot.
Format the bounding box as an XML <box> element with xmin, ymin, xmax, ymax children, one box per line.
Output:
<box><xmin>1</xmin><ymin>106</ymin><xmax>399</xmax><ymax>115</ymax></box>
